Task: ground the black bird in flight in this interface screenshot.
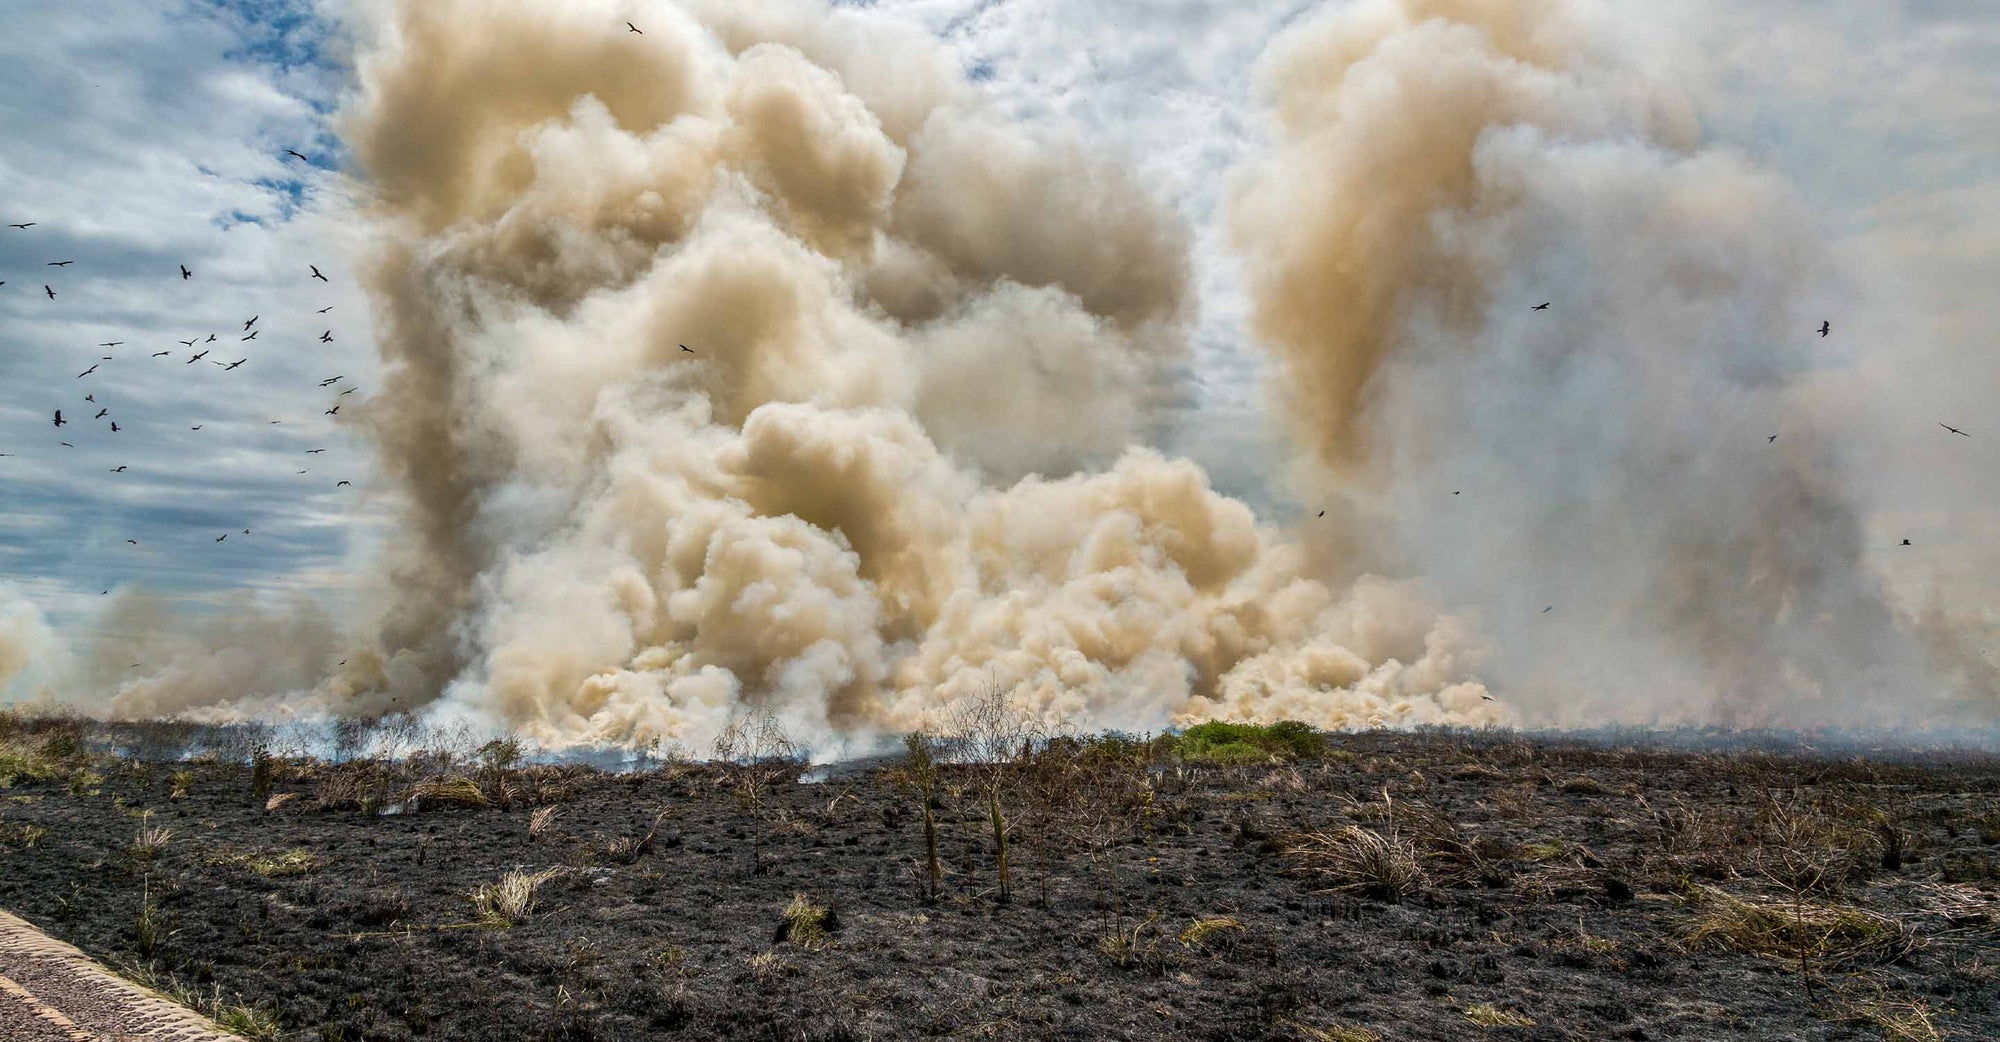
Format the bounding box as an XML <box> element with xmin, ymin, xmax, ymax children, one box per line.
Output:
<box><xmin>318</xmin><ymin>376</ymin><xmax>343</xmax><ymax>387</ymax></box>
<box><xmin>7</xmin><ymin>222</ymin><xmax>32</xmax><ymax>229</ymax></box>
<box><xmin>284</xmin><ymin>149</ymin><xmax>309</xmax><ymax>162</ymax></box>
<box><xmin>100</xmin><ymin>341</ymin><xmax>123</xmax><ymax>347</ymax></box>
<box><xmin>1532</xmin><ymin>302</ymin><xmax>1551</xmax><ymax>311</ymax></box>
<box><xmin>205</xmin><ymin>333</ymin><xmax>216</xmax><ymax>343</ymax></box>
<box><xmin>243</xmin><ymin>529</ymin><xmax>250</xmax><ymax>535</ymax></box>
<box><xmin>242</xmin><ymin>330</ymin><xmax>258</xmax><ymax>341</ymax></box>
<box><xmin>180</xmin><ymin>265</ymin><xmax>191</xmax><ymax>280</ymax></box>
<box><xmin>306</xmin><ymin>448</ymin><xmax>327</xmax><ymax>454</ymax></box>
<box><xmin>94</xmin><ymin>409</ymin><xmax>107</xmax><ymax>419</ymax></box>
<box><xmin>44</xmin><ymin>285</ymin><xmax>55</xmax><ymax>299</ymax></box>
<box><xmin>311</xmin><ymin>265</ymin><xmax>328</xmax><ymax>282</ymax></box>
<box><xmin>1541</xmin><ymin>605</ymin><xmax>1554</xmax><ymax>614</ymax></box>
<box><xmin>76</xmin><ymin>364</ymin><xmax>98</xmax><ymax>378</ymax></box>
<box><xmin>152</xmin><ymin>350</ymin><xmax>171</xmax><ymax>358</ymax></box>
<box><xmin>127</xmin><ymin>540</ymin><xmax>137</xmax><ymax>545</ymax></box>
<box><xmin>178</xmin><ymin>338</ymin><xmax>198</xmax><ymax>347</ymax></box>
<box><xmin>109</xmin><ymin>422</ymin><xmax>121</xmax><ymax>433</ymax></box>
<box><xmin>84</xmin><ymin>394</ymin><xmax>94</xmax><ymax>402</ymax></box>
<box><xmin>1900</xmin><ymin>539</ymin><xmax>1912</xmax><ymax>546</ymax></box>
<box><xmin>297</xmin><ymin>469</ymin><xmax>308</xmax><ymax>475</ymax></box>
<box><xmin>190</xmin><ymin>425</ymin><xmax>202</xmax><ymax>431</ymax></box>
<box><xmin>215</xmin><ymin>533</ymin><xmax>227</xmax><ymax>543</ymax></box>
<box><xmin>1818</xmin><ymin>320</ymin><xmax>1831</xmax><ymax>337</ymax></box>
<box><xmin>220</xmin><ymin>359</ymin><xmax>246</xmax><ymax>371</ymax></box>
<box><xmin>243</xmin><ymin>316</ymin><xmax>258</xmax><ymax>330</ymax></box>
<box><xmin>187</xmin><ymin>350</ymin><xmax>209</xmax><ymax>363</ymax></box>
<box><xmin>627</xmin><ymin>21</ymin><xmax>642</xmax><ymax>33</ymax></box>
<box><xmin>317</xmin><ymin>306</ymin><xmax>332</xmax><ymax>314</ymax></box>
<box><xmin>1768</xmin><ymin>434</ymin><xmax>1778</xmax><ymax>444</ymax></box>
<box><xmin>59</xmin><ymin>442</ymin><xmax>72</xmax><ymax>448</ymax></box>
<box><xmin>1941</xmin><ymin>424</ymin><xmax>1971</xmax><ymax>437</ymax></box>
<box><xmin>680</xmin><ymin>344</ymin><xmax>694</xmax><ymax>353</ymax></box>
<box><xmin>319</xmin><ymin>331</ymin><xmax>333</xmax><ymax>343</ymax></box>
<box><xmin>325</xmin><ymin>406</ymin><xmax>340</xmax><ymax>416</ymax></box>
<box><xmin>338</xmin><ymin>387</ymin><xmax>356</xmax><ymax>396</ymax></box>
<box><xmin>47</xmin><ymin>260</ymin><xmax>73</xmax><ymax>267</ymax></box>
<box><xmin>1453</xmin><ymin>490</ymin><xmax>1461</xmax><ymax>495</ymax></box>
<box><xmin>52</xmin><ymin>411</ymin><xmax>65</xmax><ymax>428</ymax></box>
<box><xmin>336</xmin><ymin>480</ymin><xmax>351</xmax><ymax>488</ymax></box>
<box><xmin>109</xmin><ymin>465</ymin><xmax>127</xmax><ymax>473</ymax></box>
<box><xmin>1316</xmin><ymin>511</ymin><xmax>1325</xmax><ymax>518</ymax></box>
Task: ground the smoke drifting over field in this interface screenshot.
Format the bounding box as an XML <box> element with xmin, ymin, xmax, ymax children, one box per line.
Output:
<box><xmin>13</xmin><ymin>0</ymin><xmax>1992</xmax><ymax>746</ymax></box>
<box><xmin>1231</xmin><ymin>0</ymin><xmax>1991</xmax><ymax>727</ymax></box>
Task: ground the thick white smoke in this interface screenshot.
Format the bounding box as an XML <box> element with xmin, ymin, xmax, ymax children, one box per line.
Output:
<box><xmin>1230</xmin><ymin>0</ymin><xmax>1994</xmax><ymax>728</ymax></box>
<box><xmin>91</xmin><ymin>0</ymin><xmax>1498</xmax><ymax>749</ymax></box>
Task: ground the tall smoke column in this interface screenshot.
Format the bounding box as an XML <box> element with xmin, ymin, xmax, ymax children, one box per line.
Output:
<box><xmin>0</xmin><ymin>587</ymin><xmax>62</xmax><ymax>698</ymax></box>
<box><xmin>206</xmin><ymin>0</ymin><xmax>1505</xmax><ymax>750</ymax></box>
<box><xmin>1232</xmin><ymin>0</ymin><xmax>1985</xmax><ymax>727</ymax></box>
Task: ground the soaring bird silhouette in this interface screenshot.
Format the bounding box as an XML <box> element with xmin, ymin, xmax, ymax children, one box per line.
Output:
<box><xmin>310</xmin><ymin>265</ymin><xmax>328</xmax><ymax>282</ymax></box>
<box><xmin>75</xmin><ymin>364</ymin><xmax>98</xmax><ymax>378</ymax></box>
<box><xmin>178</xmin><ymin>338</ymin><xmax>197</xmax><ymax>347</ymax></box>
<box><xmin>1541</xmin><ymin>605</ymin><xmax>1554</xmax><ymax>614</ymax></box>
<box><xmin>44</xmin><ymin>285</ymin><xmax>54</xmax><ymax>299</ymax></box>
<box><xmin>1818</xmin><ymin>320</ymin><xmax>1831</xmax><ymax>337</ymax></box>
<box><xmin>58</xmin><ymin>442</ymin><xmax>72</xmax><ymax>448</ymax></box>
<box><xmin>100</xmin><ymin>342</ymin><xmax>123</xmax><ymax>348</ymax></box>
<box><xmin>336</xmin><ymin>481</ymin><xmax>351</xmax><ymax>488</ymax></box>
<box><xmin>1532</xmin><ymin>302</ymin><xmax>1551</xmax><ymax>311</ymax></box>
<box><xmin>1900</xmin><ymin>539</ymin><xmax>1913</xmax><ymax>546</ymax></box>
<box><xmin>680</xmin><ymin>344</ymin><xmax>694</xmax><ymax>353</ymax></box>
<box><xmin>109</xmin><ymin>465</ymin><xmax>127</xmax><ymax>473</ymax></box>
<box><xmin>190</xmin><ymin>425</ymin><xmax>202</xmax><ymax>430</ymax></box>
<box><xmin>84</xmin><ymin>395</ymin><xmax>94</xmax><ymax>403</ymax></box>
<box><xmin>241</xmin><ymin>330</ymin><xmax>258</xmax><ymax>341</ymax></box>
<box><xmin>220</xmin><ymin>359</ymin><xmax>246</xmax><ymax>371</ymax></box>
<box><xmin>325</xmin><ymin>406</ymin><xmax>340</xmax><ymax>416</ymax></box>
<box><xmin>205</xmin><ymin>334</ymin><xmax>216</xmax><ymax>343</ymax></box>
<box><xmin>187</xmin><ymin>350</ymin><xmax>209</xmax><ymax>364</ymax></box>
<box><xmin>338</xmin><ymin>387</ymin><xmax>356</xmax><ymax>397</ymax></box>
<box><xmin>127</xmin><ymin>540</ymin><xmax>137</xmax><ymax>545</ymax></box>
<box><xmin>94</xmin><ymin>409</ymin><xmax>107</xmax><ymax>420</ymax></box>
<box><xmin>243</xmin><ymin>316</ymin><xmax>258</xmax><ymax>330</ymax></box>
<box><xmin>215</xmin><ymin>534</ymin><xmax>227</xmax><ymax>543</ymax></box>
<box><xmin>152</xmin><ymin>350</ymin><xmax>170</xmax><ymax>357</ymax></box>
<box><xmin>179</xmin><ymin>264</ymin><xmax>191</xmax><ymax>280</ymax></box>
<box><xmin>306</xmin><ymin>448</ymin><xmax>326</xmax><ymax>454</ymax></box>
<box><xmin>319</xmin><ymin>331</ymin><xmax>333</xmax><ymax>343</ymax></box>
<box><xmin>627</xmin><ymin>21</ymin><xmax>642</xmax><ymax>33</ymax></box>
<box><xmin>1942</xmin><ymin>424</ymin><xmax>1971</xmax><ymax>437</ymax></box>
<box><xmin>52</xmin><ymin>411</ymin><xmax>65</xmax><ymax>428</ymax></box>
<box><xmin>1768</xmin><ymin>434</ymin><xmax>1778</xmax><ymax>444</ymax></box>
<box><xmin>47</xmin><ymin>260</ymin><xmax>73</xmax><ymax>267</ymax></box>
<box><xmin>284</xmin><ymin>149</ymin><xmax>309</xmax><ymax>162</ymax></box>
<box><xmin>110</xmin><ymin>422</ymin><xmax>121</xmax><ymax>433</ymax></box>
<box><xmin>318</xmin><ymin>376</ymin><xmax>343</xmax><ymax>387</ymax></box>
<box><xmin>7</xmin><ymin>222</ymin><xmax>32</xmax><ymax>229</ymax></box>
<box><xmin>317</xmin><ymin>306</ymin><xmax>332</xmax><ymax>314</ymax></box>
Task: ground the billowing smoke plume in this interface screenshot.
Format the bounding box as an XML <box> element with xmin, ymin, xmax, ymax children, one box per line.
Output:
<box><xmin>0</xmin><ymin>586</ymin><xmax>62</xmax><ymax>699</ymax></box>
<box><xmin>1231</xmin><ymin>0</ymin><xmax>1991</xmax><ymax>727</ymax></box>
<box><xmin>100</xmin><ymin>0</ymin><xmax>1497</xmax><ymax>748</ymax></box>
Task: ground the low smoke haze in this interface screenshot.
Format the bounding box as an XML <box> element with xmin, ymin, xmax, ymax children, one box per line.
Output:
<box><xmin>2</xmin><ymin>0</ymin><xmax>1995</xmax><ymax>752</ymax></box>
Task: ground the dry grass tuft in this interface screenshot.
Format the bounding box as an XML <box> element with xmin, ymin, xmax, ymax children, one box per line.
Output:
<box><xmin>1682</xmin><ymin>886</ymin><xmax>1917</xmax><ymax>966</ymax></box>
<box><xmin>1463</xmin><ymin>1003</ymin><xmax>1536</xmax><ymax>1028</ymax></box>
<box><xmin>129</xmin><ymin>813</ymin><xmax>173</xmax><ymax>862</ymax></box>
<box><xmin>471</xmin><ymin>867</ymin><xmax>562</xmax><ymax>927</ymax></box>
<box><xmin>1285</xmin><ymin>825</ymin><xmax>1426</xmax><ymax>902</ymax></box>
<box><xmin>529</xmin><ymin>805</ymin><xmax>559</xmax><ymax>838</ymax></box>
<box><xmin>409</xmin><ymin>775</ymin><xmax>490</xmax><ymax>809</ymax></box>
<box><xmin>1178</xmin><ymin>916</ymin><xmax>1245</xmax><ymax>949</ymax></box>
<box><xmin>264</xmin><ymin>792</ymin><xmax>298</xmax><ymax>812</ymax></box>
<box><xmin>1282</xmin><ymin>1019</ymin><xmax>1380</xmax><ymax>1042</ymax></box>
<box><xmin>779</xmin><ymin>893</ymin><xmax>831</xmax><ymax>948</ymax></box>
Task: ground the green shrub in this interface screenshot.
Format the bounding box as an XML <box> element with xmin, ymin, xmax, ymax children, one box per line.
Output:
<box><xmin>1172</xmin><ymin>720</ymin><xmax>1325</xmax><ymax>764</ymax></box>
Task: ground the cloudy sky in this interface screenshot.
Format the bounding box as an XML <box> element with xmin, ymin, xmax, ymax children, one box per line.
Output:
<box><xmin>2</xmin><ymin>0</ymin><xmax>1996</xmax><ymax>696</ymax></box>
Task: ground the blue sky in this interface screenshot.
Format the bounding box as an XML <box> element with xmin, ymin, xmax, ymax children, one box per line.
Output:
<box><xmin>3</xmin><ymin>0</ymin><xmax>1998</xmax><ymax>679</ymax></box>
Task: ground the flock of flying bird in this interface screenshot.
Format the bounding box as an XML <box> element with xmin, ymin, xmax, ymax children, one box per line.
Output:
<box><xmin>4</xmin><ymin>181</ymin><xmax>359</xmax><ymax>591</ymax></box>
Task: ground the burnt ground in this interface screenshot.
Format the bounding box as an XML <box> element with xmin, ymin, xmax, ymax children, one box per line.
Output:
<box><xmin>2</xmin><ymin>724</ymin><xmax>1998</xmax><ymax>1042</ymax></box>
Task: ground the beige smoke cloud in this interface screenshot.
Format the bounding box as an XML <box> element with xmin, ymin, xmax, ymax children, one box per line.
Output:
<box><xmin>1231</xmin><ymin>0</ymin><xmax>1993</xmax><ymax>727</ymax></box>
<box><xmin>95</xmin><ymin>0</ymin><xmax>1495</xmax><ymax>750</ymax></box>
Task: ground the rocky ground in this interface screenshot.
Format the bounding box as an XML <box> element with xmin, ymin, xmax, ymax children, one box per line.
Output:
<box><xmin>1</xmin><ymin>715</ymin><xmax>1997</xmax><ymax>1042</ymax></box>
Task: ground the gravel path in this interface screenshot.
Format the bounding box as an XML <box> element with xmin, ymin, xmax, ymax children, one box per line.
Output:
<box><xmin>0</xmin><ymin>908</ymin><xmax>239</xmax><ymax>1041</ymax></box>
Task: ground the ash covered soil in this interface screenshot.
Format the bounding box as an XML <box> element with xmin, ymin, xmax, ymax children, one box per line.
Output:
<box><xmin>3</xmin><ymin>723</ymin><xmax>1999</xmax><ymax>1042</ymax></box>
